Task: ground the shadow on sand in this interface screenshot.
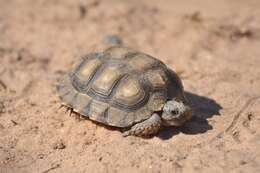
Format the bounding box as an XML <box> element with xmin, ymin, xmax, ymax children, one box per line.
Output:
<box><xmin>157</xmin><ymin>91</ymin><xmax>222</xmax><ymax>140</ymax></box>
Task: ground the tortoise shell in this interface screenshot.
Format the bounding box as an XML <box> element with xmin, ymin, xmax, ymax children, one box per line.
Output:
<box><xmin>57</xmin><ymin>46</ymin><xmax>186</xmax><ymax>127</ymax></box>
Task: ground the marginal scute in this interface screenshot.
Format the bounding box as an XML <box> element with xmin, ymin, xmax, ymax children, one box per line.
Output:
<box><xmin>104</xmin><ymin>46</ymin><xmax>135</xmax><ymax>59</ymax></box>
<box><xmin>128</xmin><ymin>54</ymin><xmax>157</xmax><ymax>71</ymax></box>
<box><xmin>107</xmin><ymin>107</ymin><xmax>128</xmax><ymax>127</ymax></box>
<box><xmin>57</xmin><ymin>75</ymin><xmax>71</xmax><ymax>96</ymax></box>
<box><xmin>167</xmin><ymin>69</ymin><xmax>185</xmax><ymax>100</ymax></box>
<box><xmin>123</xmin><ymin>112</ymin><xmax>136</xmax><ymax>127</ymax></box>
<box><xmin>59</xmin><ymin>89</ymin><xmax>77</xmax><ymax>107</ymax></box>
<box><xmin>114</xmin><ymin>77</ymin><xmax>145</xmax><ymax>106</ymax></box>
<box><xmin>72</xmin><ymin>93</ymin><xmax>92</xmax><ymax>112</ymax></box>
<box><xmin>146</xmin><ymin>69</ymin><xmax>167</xmax><ymax>89</ymax></box>
<box><xmin>134</xmin><ymin>106</ymin><xmax>152</xmax><ymax>122</ymax></box>
<box><xmin>92</xmin><ymin>65</ymin><xmax>123</xmax><ymax>96</ymax></box>
<box><xmin>76</xmin><ymin>58</ymin><xmax>103</xmax><ymax>82</ymax></box>
<box><xmin>88</xmin><ymin>100</ymin><xmax>109</xmax><ymax>122</ymax></box>
<box><xmin>147</xmin><ymin>92</ymin><xmax>166</xmax><ymax>111</ymax></box>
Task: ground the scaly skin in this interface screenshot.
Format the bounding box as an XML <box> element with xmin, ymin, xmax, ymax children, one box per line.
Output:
<box><xmin>123</xmin><ymin>113</ymin><xmax>162</xmax><ymax>137</ymax></box>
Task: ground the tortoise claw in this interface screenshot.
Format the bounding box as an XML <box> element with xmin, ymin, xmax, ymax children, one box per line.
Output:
<box><xmin>57</xmin><ymin>104</ymin><xmax>65</xmax><ymax>110</ymax></box>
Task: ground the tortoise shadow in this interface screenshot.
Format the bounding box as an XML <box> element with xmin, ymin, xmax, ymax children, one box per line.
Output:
<box><xmin>157</xmin><ymin>91</ymin><xmax>222</xmax><ymax>140</ymax></box>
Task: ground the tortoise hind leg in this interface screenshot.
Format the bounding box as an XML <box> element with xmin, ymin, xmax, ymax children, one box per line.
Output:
<box><xmin>123</xmin><ymin>113</ymin><xmax>162</xmax><ymax>137</ymax></box>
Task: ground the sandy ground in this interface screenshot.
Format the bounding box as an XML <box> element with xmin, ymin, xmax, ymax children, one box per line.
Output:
<box><xmin>0</xmin><ymin>0</ymin><xmax>260</xmax><ymax>172</ymax></box>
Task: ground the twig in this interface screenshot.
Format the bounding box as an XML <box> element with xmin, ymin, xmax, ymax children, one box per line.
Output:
<box><xmin>195</xmin><ymin>96</ymin><xmax>260</xmax><ymax>148</ymax></box>
<box><xmin>42</xmin><ymin>163</ymin><xmax>60</xmax><ymax>173</ymax></box>
<box><xmin>225</xmin><ymin>96</ymin><xmax>260</xmax><ymax>133</ymax></box>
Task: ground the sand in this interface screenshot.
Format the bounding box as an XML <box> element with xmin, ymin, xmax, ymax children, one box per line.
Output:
<box><xmin>0</xmin><ymin>0</ymin><xmax>260</xmax><ymax>172</ymax></box>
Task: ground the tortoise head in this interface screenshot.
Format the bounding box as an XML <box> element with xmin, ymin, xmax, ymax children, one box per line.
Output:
<box><xmin>161</xmin><ymin>99</ymin><xmax>192</xmax><ymax>126</ymax></box>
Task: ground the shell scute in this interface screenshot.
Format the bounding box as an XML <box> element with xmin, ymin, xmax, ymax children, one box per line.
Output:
<box><xmin>133</xmin><ymin>105</ymin><xmax>152</xmax><ymax>122</ymax></box>
<box><xmin>114</xmin><ymin>76</ymin><xmax>145</xmax><ymax>107</ymax></box>
<box><xmin>75</xmin><ymin>58</ymin><xmax>103</xmax><ymax>83</ymax></box>
<box><xmin>72</xmin><ymin>93</ymin><xmax>92</xmax><ymax>113</ymax></box>
<box><xmin>88</xmin><ymin>100</ymin><xmax>110</xmax><ymax>122</ymax></box>
<box><xmin>92</xmin><ymin>65</ymin><xmax>124</xmax><ymax>96</ymax></box>
<box><xmin>146</xmin><ymin>69</ymin><xmax>167</xmax><ymax>89</ymax></box>
<box><xmin>147</xmin><ymin>92</ymin><xmax>167</xmax><ymax>111</ymax></box>
<box><xmin>60</xmin><ymin>89</ymin><xmax>77</xmax><ymax>107</ymax></box>
<box><xmin>106</xmin><ymin>107</ymin><xmax>128</xmax><ymax>127</ymax></box>
<box><xmin>104</xmin><ymin>46</ymin><xmax>136</xmax><ymax>59</ymax></box>
<box><xmin>128</xmin><ymin>53</ymin><xmax>157</xmax><ymax>71</ymax></box>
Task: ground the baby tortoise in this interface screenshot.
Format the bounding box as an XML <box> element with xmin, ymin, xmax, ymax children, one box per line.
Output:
<box><xmin>57</xmin><ymin>46</ymin><xmax>192</xmax><ymax>137</ymax></box>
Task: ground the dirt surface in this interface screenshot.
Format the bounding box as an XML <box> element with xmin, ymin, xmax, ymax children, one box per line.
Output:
<box><xmin>1</xmin><ymin>0</ymin><xmax>260</xmax><ymax>172</ymax></box>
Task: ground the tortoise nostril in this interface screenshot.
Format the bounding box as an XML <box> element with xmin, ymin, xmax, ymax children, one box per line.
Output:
<box><xmin>171</xmin><ymin>110</ymin><xmax>178</xmax><ymax>115</ymax></box>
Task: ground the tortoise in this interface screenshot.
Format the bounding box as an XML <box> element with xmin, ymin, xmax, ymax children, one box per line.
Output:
<box><xmin>57</xmin><ymin>46</ymin><xmax>192</xmax><ymax>136</ymax></box>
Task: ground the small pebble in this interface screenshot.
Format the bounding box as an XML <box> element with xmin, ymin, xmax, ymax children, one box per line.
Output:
<box><xmin>52</xmin><ymin>140</ymin><xmax>66</xmax><ymax>150</ymax></box>
<box><xmin>98</xmin><ymin>157</ymin><xmax>103</xmax><ymax>161</ymax></box>
<box><xmin>38</xmin><ymin>153</ymin><xmax>45</xmax><ymax>159</ymax></box>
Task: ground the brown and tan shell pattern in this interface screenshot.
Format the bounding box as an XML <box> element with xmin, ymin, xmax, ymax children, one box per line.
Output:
<box><xmin>57</xmin><ymin>46</ymin><xmax>185</xmax><ymax>127</ymax></box>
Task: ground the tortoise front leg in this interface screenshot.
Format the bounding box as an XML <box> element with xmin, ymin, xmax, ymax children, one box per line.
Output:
<box><xmin>123</xmin><ymin>113</ymin><xmax>162</xmax><ymax>137</ymax></box>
